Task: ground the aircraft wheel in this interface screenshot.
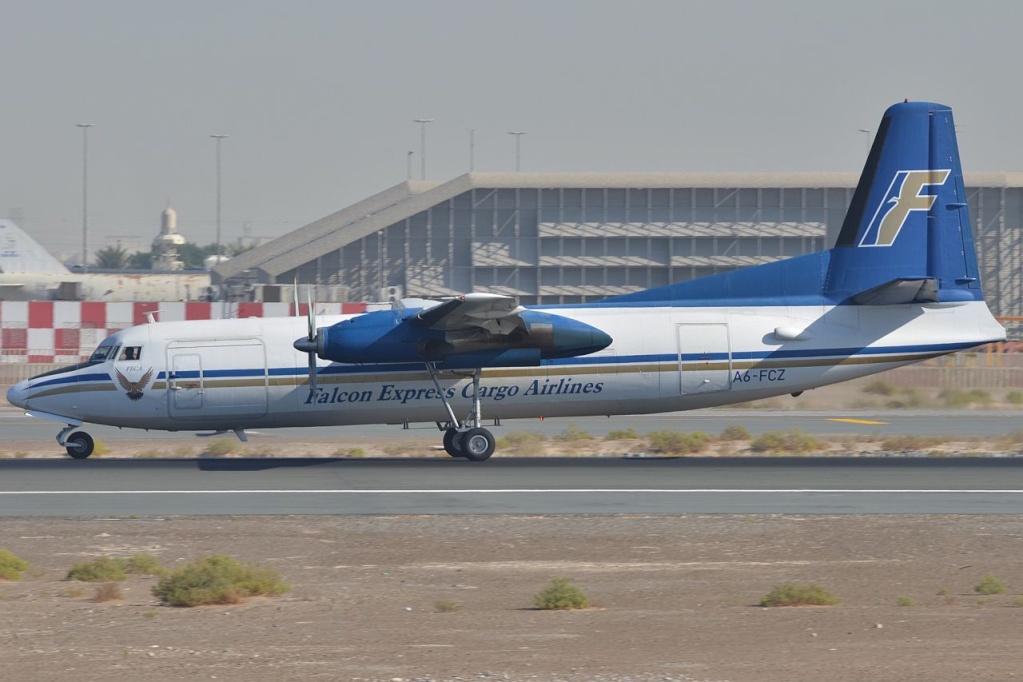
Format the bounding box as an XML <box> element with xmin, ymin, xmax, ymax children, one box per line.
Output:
<box><xmin>66</xmin><ymin>432</ymin><xmax>95</xmax><ymax>459</ymax></box>
<box><xmin>461</xmin><ymin>427</ymin><xmax>495</xmax><ymax>462</ymax></box>
<box><xmin>443</xmin><ymin>428</ymin><xmax>466</xmax><ymax>458</ymax></box>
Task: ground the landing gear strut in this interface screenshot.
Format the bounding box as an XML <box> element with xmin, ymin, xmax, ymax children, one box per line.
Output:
<box><xmin>57</xmin><ymin>425</ymin><xmax>95</xmax><ymax>459</ymax></box>
<box><xmin>428</xmin><ymin>363</ymin><xmax>496</xmax><ymax>461</ymax></box>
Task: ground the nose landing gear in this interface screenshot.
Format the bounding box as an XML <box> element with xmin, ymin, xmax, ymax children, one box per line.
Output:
<box><xmin>57</xmin><ymin>425</ymin><xmax>95</xmax><ymax>459</ymax></box>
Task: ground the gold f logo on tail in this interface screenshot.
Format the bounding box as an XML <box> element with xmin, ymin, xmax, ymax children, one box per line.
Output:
<box><xmin>859</xmin><ymin>169</ymin><xmax>950</xmax><ymax>247</ymax></box>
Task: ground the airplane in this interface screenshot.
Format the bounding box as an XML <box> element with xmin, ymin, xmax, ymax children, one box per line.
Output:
<box><xmin>0</xmin><ymin>220</ymin><xmax>210</xmax><ymax>302</ymax></box>
<box><xmin>5</xmin><ymin>101</ymin><xmax>1007</xmax><ymax>461</ymax></box>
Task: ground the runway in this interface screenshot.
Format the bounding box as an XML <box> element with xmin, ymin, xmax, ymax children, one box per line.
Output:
<box><xmin>1</xmin><ymin>457</ymin><xmax>1022</xmax><ymax>516</ymax></box>
<box><xmin>3</xmin><ymin>407</ymin><xmax>1022</xmax><ymax>443</ymax></box>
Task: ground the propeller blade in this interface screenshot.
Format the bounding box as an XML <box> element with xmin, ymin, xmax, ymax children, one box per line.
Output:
<box><xmin>306</xmin><ymin>286</ymin><xmax>318</xmax><ymax>393</ymax></box>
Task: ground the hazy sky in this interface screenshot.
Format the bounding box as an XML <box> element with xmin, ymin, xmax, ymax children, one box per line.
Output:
<box><xmin>2</xmin><ymin>0</ymin><xmax>1021</xmax><ymax>259</ymax></box>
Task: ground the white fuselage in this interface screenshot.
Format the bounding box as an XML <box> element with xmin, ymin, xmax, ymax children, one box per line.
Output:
<box><xmin>10</xmin><ymin>301</ymin><xmax>1005</xmax><ymax>433</ymax></box>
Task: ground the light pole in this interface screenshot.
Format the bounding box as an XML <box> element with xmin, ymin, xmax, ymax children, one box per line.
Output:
<box><xmin>468</xmin><ymin>128</ymin><xmax>475</xmax><ymax>172</ymax></box>
<box><xmin>406</xmin><ymin>150</ymin><xmax>414</xmax><ymax>181</ymax></box>
<box><xmin>209</xmin><ymin>134</ymin><xmax>228</xmax><ymax>262</ymax></box>
<box><xmin>857</xmin><ymin>128</ymin><xmax>871</xmax><ymax>156</ymax></box>
<box><xmin>76</xmin><ymin>123</ymin><xmax>94</xmax><ymax>272</ymax></box>
<box><xmin>413</xmin><ymin>118</ymin><xmax>433</xmax><ymax>180</ymax></box>
<box><xmin>508</xmin><ymin>131</ymin><xmax>527</xmax><ymax>172</ymax></box>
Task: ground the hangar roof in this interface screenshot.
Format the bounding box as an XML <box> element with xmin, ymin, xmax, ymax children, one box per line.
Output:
<box><xmin>213</xmin><ymin>171</ymin><xmax>1023</xmax><ymax>284</ymax></box>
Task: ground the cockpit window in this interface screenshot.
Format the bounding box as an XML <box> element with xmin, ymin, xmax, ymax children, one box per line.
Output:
<box><xmin>89</xmin><ymin>343</ymin><xmax>120</xmax><ymax>363</ymax></box>
<box><xmin>119</xmin><ymin>346</ymin><xmax>142</xmax><ymax>361</ymax></box>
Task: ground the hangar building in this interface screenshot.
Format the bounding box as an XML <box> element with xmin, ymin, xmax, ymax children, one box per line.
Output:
<box><xmin>213</xmin><ymin>172</ymin><xmax>1023</xmax><ymax>316</ymax></box>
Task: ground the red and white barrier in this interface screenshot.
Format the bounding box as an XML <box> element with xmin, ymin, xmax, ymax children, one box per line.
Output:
<box><xmin>0</xmin><ymin>301</ymin><xmax>375</xmax><ymax>363</ymax></box>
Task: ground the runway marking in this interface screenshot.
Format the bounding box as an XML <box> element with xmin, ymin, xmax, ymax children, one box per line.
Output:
<box><xmin>827</xmin><ymin>418</ymin><xmax>889</xmax><ymax>425</ymax></box>
<box><xmin>1</xmin><ymin>489</ymin><xmax>1022</xmax><ymax>495</ymax></box>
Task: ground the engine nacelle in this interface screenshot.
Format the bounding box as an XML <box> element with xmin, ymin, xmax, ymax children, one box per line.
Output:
<box><xmin>311</xmin><ymin>308</ymin><xmax>611</xmax><ymax>365</ymax></box>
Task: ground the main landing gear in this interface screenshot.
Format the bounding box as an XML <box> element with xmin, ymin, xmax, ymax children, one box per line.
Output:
<box><xmin>427</xmin><ymin>363</ymin><xmax>496</xmax><ymax>461</ymax></box>
<box><xmin>57</xmin><ymin>425</ymin><xmax>95</xmax><ymax>459</ymax></box>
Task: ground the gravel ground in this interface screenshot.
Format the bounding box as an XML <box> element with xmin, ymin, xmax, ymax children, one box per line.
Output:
<box><xmin>1</xmin><ymin>515</ymin><xmax>1022</xmax><ymax>681</ymax></box>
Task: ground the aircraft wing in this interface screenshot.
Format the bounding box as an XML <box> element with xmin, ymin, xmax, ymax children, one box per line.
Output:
<box><xmin>413</xmin><ymin>293</ymin><xmax>526</xmax><ymax>333</ymax></box>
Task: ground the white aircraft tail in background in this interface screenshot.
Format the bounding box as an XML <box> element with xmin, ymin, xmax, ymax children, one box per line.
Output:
<box><xmin>0</xmin><ymin>220</ymin><xmax>210</xmax><ymax>302</ymax></box>
<box><xmin>0</xmin><ymin>220</ymin><xmax>70</xmax><ymax>274</ymax></box>
<box><xmin>6</xmin><ymin>101</ymin><xmax>1007</xmax><ymax>460</ymax></box>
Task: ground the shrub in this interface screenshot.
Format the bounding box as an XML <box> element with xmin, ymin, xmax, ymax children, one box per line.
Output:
<box><xmin>1010</xmin><ymin>596</ymin><xmax>1023</xmax><ymax>608</ymax></box>
<box><xmin>647</xmin><ymin>430</ymin><xmax>710</xmax><ymax>454</ymax></box>
<box><xmin>863</xmin><ymin>380</ymin><xmax>896</xmax><ymax>396</ymax></box>
<box><xmin>605</xmin><ymin>428</ymin><xmax>639</xmax><ymax>441</ymax></box>
<box><xmin>67</xmin><ymin>554</ymin><xmax>166</xmax><ymax>582</ymax></box>
<box><xmin>896</xmin><ymin>596</ymin><xmax>915</xmax><ymax>607</ymax></box>
<box><xmin>940</xmin><ymin>389</ymin><xmax>992</xmax><ymax>408</ymax></box>
<box><xmin>92</xmin><ymin>439</ymin><xmax>112</xmax><ymax>457</ymax></box>
<box><xmin>749</xmin><ymin>430</ymin><xmax>823</xmax><ymax>454</ymax></box>
<box><xmin>496</xmin><ymin>431</ymin><xmax>547</xmax><ymax>454</ymax></box>
<box><xmin>719</xmin><ymin>425</ymin><xmax>751</xmax><ymax>441</ymax></box>
<box><xmin>66</xmin><ymin>557</ymin><xmax>128</xmax><ymax>582</ymax></box>
<box><xmin>553</xmin><ymin>425</ymin><xmax>593</xmax><ymax>442</ymax></box>
<box><xmin>434</xmin><ymin>599</ymin><xmax>461</xmax><ymax>613</ymax></box>
<box><xmin>152</xmin><ymin>554</ymin><xmax>289</xmax><ymax>607</ymax></box>
<box><xmin>203</xmin><ymin>439</ymin><xmax>237</xmax><ymax>457</ymax></box>
<box><xmin>334</xmin><ymin>447</ymin><xmax>365</xmax><ymax>458</ymax></box>
<box><xmin>124</xmin><ymin>553</ymin><xmax>167</xmax><ymax>576</ymax></box>
<box><xmin>759</xmin><ymin>582</ymin><xmax>840</xmax><ymax>607</ymax></box>
<box><xmin>533</xmin><ymin>577</ymin><xmax>589</xmax><ymax>610</ymax></box>
<box><xmin>93</xmin><ymin>583</ymin><xmax>123</xmax><ymax>603</ymax></box>
<box><xmin>880</xmin><ymin>435</ymin><xmax>944</xmax><ymax>451</ymax></box>
<box><xmin>1006</xmin><ymin>391</ymin><xmax>1023</xmax><ymax>406</ymax></box>
<box><xmin>974</xmin><ymin>574</ymin><xmax>1007</xmax><ymax>595</ymax></box>
<box><xmin>0</xmin><ymin>550</ymin><xmax>30</xmax><ymax>580</ymax></box>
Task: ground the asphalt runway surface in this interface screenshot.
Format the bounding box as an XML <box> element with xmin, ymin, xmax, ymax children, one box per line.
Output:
<box><xmin>2</xmin><ymin>456</ymin><xmax>1022</xmax><ymax>516</ymax></box>
<box><xmin>3</xmin><ymin>407</ymin><xmax>1022</xmax><ymax>444</ymax></box>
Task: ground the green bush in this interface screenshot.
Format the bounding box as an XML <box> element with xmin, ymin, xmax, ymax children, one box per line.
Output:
<box><xmin>67</xmin><ymin>557</ymin><xmax>128</xmax><ymax>582</ymax></box>
<box><xmin>896</xmin><ymin>596</ymin><xmax>915</xmax><ymax>607</ymax></box>
<box><xmin>719</xmin><ymin>425</ymin><xmax>751</xmax><ymax>441</ymax></box>
<box><xmin>647</xmin><ymin>430</ymin><xmax>710</xmax><ymax>454</ymax></box>
<box><xmin>749</xmin><ymin>430</ymin><xmax>823</xmax><ymax>454</ymax></box>
<box><xmin>203</xmin><ymin>438</ymin><xmax>237</xmax><ymax>457</ymax></box>
<box><xmin>1006</xmin><ymin>391</ymin><xmax>1023</xmax><ymax>405</ymax></box>
<box><xmin>940</xmin><ymin>388</ymin><xmax>992</xmax><ymax>408</ymax></box>
<box><xmin>552</xmin><ymin>425</ymin><xmax>593</xmax><ymax>442</ymax></box>
<box><xmin>974</xmin><ymin>574</ymin><xmax>1007</xmax><ymax>595</ymax></box>
<box><xmin>152</xmin><ymin>554</ymin><xmax>290</xmax><ymax>607</ymax></box>
<box><xmin>605</xmin><ymin>428</ymin><xmax>639</xmax><ymax>441</ymax></box>
<box><xmin>124</xmin><ymin>553</ymin><xmax>167</xmax><ymax>576</ymax></box>
<box><xmin>434</xmin><ymin>599</ymin><xmax>461</xmax><ymax>613</ymax></box>
<box><xmin>533</xmin><ymin>577</ymin><xmax>589</xmax><ymax>610</ymax></box>
<box><xmin>759</xmin><ymin>582</ymin><xmax>840</xmax><ymax>607</ymax></box>
<box><xmin>0</xmin><ymin>550</ymin><xmax>30</xmax><ymax>580</ymax></box>
<box><xmin>66</xmin><ymin>554</ymin><xmax>166</xmax><ymax>582</ymax></box>
<box><xmin>496</xmin><ymin>431</ymin><xmax>547</xmax><ymax>454</ymax></box>
<box><xmin>863</xmin><ymin>380</ymin><xmax>896</xmax><ymax>396</ymax></box>
<box><xmin>880</xmin><ymin>435</ymin><xmax>945</xmax><ymax>451</ymax></box>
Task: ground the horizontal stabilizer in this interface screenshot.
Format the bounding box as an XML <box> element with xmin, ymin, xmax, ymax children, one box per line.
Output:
<box><xmin>850</xmin><ymin>278</ymin><xmax>938</xmax><ymax>305</ymax></box>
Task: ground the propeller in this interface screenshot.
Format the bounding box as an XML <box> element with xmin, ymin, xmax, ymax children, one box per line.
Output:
<box><xmin>291</xmin><ymin>281</ymin><xmax>320</xmax><ymax>395</ymax></box>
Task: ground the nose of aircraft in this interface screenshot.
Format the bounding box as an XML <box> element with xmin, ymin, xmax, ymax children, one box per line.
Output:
<box><xmin>6</xmin><ymin>380</ymin><xmax>29</xmax><ymax>409</ymax></box>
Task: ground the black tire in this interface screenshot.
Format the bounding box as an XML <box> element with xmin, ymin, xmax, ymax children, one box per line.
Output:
<box><xmin>66</xmin><ymin>432</ymin><xmax>95</xmax><ymax>459</ymax></box>
<box><xmin>443</xmin><ymin>428</ymin><xmax>466</xmax><ymax>458</ymax></box>
<box><xmin>461</xmin><ymin>427</ymin><xmax>495</xmax><ymax>461</ymax></box>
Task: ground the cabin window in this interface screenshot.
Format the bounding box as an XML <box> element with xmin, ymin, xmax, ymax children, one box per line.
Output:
<box><xmin>119</xmin><ymin>346</ymin><xmax>142</xmax><ymax>361</ymax></box>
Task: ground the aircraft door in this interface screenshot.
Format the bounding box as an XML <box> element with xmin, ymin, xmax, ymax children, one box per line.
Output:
<box><xmin>168</xmin><ymin>353</ymin><xmax>204</xmax><ymax>414</ymax></box>
<box><xmin>167</xmin><ymin>339</ymin><xmax>268</xmax><ymax>421</ymax></box>
<box><xmin>677</xmin><ymin>323</ymin><xmax>731</xmax><ymax>395</ymax></box>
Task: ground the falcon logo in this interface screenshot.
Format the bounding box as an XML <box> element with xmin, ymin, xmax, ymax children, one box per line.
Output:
<box><xmin>114</xmin><ymin>367</ymin><xmax>154</xmax><ymax>401</ymax></box>
<box><xmin>859</xmin><ymin>169</ymin><xmax>951</xmax><ymax>247</ymax></box>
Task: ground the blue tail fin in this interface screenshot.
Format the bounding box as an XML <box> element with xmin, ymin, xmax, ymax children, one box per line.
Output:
<box><xmin>825</xmin><ymin>101</ymin><xmax>980</xmax><ymax>302</ymax></box>
<box><xmin>602</xmin><ymin>101</ymin><xmax>981</xmax><ymax>307</ymax></box>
